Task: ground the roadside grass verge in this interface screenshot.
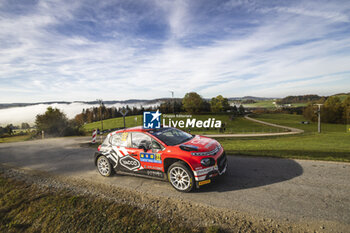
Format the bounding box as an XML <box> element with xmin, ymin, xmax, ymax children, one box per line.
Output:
<box><xmin>0</xmin><ymin>135</ymin><xmax>32</xmax><ymax>143</ymax></box>
<box><xmin>0</xmin><ymin>174</ymin><xmax>221</xmax><ymax>233</ymax></box>
<box><xmin>218</xmin><ymin>113</ymin><xmax>350</xmax><ymax>162</ymax></box>
<box><xmin>83</xmin><ymin>115</ymin><xmax>143</xmax><ymax>132</ymax></box>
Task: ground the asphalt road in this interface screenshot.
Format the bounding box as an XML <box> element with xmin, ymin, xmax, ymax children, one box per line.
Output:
<box><xmin>0</xmin><ymin>137</ymin><xmax>349</xmax><ymax>228</ymax></box>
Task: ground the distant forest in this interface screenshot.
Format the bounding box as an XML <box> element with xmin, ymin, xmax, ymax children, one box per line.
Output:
<box><xmin>277</xmin><ymin>95</ymin><xmax>323</xmax><ymax>104</ymax></box>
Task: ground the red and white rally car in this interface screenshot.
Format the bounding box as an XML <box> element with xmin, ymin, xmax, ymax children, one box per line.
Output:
<box><xmin>94</xmin><ymin>126</ymin><xmax>227</xmax><ymax>192</ymax></box>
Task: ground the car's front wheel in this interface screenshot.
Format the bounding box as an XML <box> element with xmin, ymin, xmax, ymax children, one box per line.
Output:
<box><xmin>97</xmin><ymin>155</ymin><xmax>113</xmax><ymax>177</ymax></box>
<box><xmin>168</xmin><ymin>162</ymin><xmax>195</xmax><ymax>192</ymax></box>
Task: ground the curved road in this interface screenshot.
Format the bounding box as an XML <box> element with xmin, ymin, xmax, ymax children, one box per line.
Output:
<box><xmin>205</xmin><ymin>115</ymin><xmax>304</xmax><ymax>138</ymax></box>
<box><xmin>0</xmin><ymin>137</ymin><xmax>349</xmax><ymax>231</ymax></box>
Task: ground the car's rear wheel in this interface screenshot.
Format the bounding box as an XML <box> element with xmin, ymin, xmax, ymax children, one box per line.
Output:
<box><xmin>97</xmin><ymin>155</ymin><xmax>113</xmax><ymax>177</ymax></box>
<box><xmin>168</xmin><ymin>162</ymin><xmax>194</xmax><ymax>192</ymax></box>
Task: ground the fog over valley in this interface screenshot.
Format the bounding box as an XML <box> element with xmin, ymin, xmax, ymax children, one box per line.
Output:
<box><xmin>0</xmin><ymin>101</ymin><xmax>160</xmax><ymax>126</ymax></box>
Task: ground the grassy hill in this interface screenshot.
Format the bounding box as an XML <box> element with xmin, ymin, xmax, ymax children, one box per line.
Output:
<box><xmin>83</xmin><ymin>114</ymin><xmax>283</xmax><ymax>134</ymax></box>
<box><xmin>217</xmin><ymin>113</ymin><xmax>350</xmax><ymax>162</ymax></box>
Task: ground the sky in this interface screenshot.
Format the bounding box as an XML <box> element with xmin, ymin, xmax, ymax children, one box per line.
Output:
<box><xmin>0</xmin><ymin>0</ymin><xmax>350</xmax><ymax>103</ymax></box>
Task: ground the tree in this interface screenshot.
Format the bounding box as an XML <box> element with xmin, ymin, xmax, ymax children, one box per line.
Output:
<box><xmin>238</xmin><ymin>105</ymin><xmax>245</xmax><ymax>115</ymax></box>
<box><xmin>5</xmin><ymin>124</ymin><xmax>14</xmax><ymax>135</ymax></box>
<box><xmin>35</xmin><ymin>107</ymin><xmax>69</xmax><ymax>136</ymax></box>
<box><xmin>21</xmin><ymin>122</ymin><xmax>30</xmax><ymax>129</ymax></box>
<box><xmin>342</xmin><ymin>96</ymin><xmax>350</xmax><ymax>124</ymax></box>
<box><xmin>182</xmin><ymin>92</ymin><xmax>204</xmax><ymax>114</ymax></box>
<box><xmin>231</xmin><ymin>105</ymin><xmax>238</xmax><ymax>116</ymax></box>
<box><xmin>36</xmin><ymin>107</ymin><xmax>85</xmax><ymax>137</ymax></box>
<box><xmin>303</xmin><ymin>104</ymin><xmax>318</xmax><ymax>122</ymax></box>
<box><xmin>0</xmin><ymin>127</ymin><xmax>5</xmax><ymax>136</ymax></box>
<box><xmin>323</xmin><ymin>96</ymin><xmax>343</xmax><ymax>123</ymax></box>
<box><xmin>74</xmin><ymin>113</ymin><xmax>85</xmax><ymax>126</ymax></box>
<box><xmin>303</xmin><ymin>95</ymin><xmax>349</xmax><ymax>124</ymax></box>
<box><xmin>210</xmin><ymin>95</ymin><xmax>230</xmax><ymax>113</ymax></box>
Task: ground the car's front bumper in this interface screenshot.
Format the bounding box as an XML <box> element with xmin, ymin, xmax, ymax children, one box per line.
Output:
<box><xmin>193</xmin><ymin>152</ymin><xmax>227</xmax><ymax>188</ymax></box>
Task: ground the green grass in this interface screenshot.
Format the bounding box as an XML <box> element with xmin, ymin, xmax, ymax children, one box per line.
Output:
<box><xmin>217</xmin><ymin>113</ymin><xmax>350</xmax><ymax>162</ymax></box>
<box><xmin>0</xmin><ymin>174</ymin><xmax>220</xmax><ymax>233</ymax></box>
<box><xmin>83</xmin><ymin>115</ymin><xmax>143</xmax><ymax>132</ymax></box>
<box><xmin>83</xmin><ymin>114</ymin><xmax>284</xmax><ymax>134</ymax></box>
<box><xmin>251</xmin><ymin>113</ymin><xmax>347</xmax><ymax>133</ymax></box>
<box><xmin>242</xmin><ymin>100</ymin><xmax>307</xmax><ymax>109</ymax></box>
<box><xmin>0</xmin><ymin>135</ymin><xmax>32</xmax><ymax>143</ymax></box>
<box><xmin>163</xmin><ymin>114</ymin><xmax>284</xmax><ymax>134</ymax></box>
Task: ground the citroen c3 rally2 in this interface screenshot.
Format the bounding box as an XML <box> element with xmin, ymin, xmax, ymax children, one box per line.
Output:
<box><xmin>94</xmin><ymin>127</ymin><xmax>227</xmax><ymax>192</ymax></box>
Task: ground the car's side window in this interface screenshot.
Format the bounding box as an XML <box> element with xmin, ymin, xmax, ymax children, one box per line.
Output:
<box><xmin>151</xmin><ymin>140</ymin><xmax>163</xmax><ymax>152</ymax></box>
<box><xmin>110</xmin><ymin>132</ymin><xmax>128</xmax><ymax>147</ymax></box>
<box><xmin>130</xmin><ymin>132</ymin><xmax>152</xmax><ymax>149</ymax></box>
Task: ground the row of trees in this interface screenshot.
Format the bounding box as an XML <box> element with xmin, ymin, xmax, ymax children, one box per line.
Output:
<box><xmin>182</xmin><ymin>92</ymin><xmax>245</xmax><ymax>115</ymax></box>
<box><xmin>303</xmin><ymin>96</ymin><xmax>350</xmax><ymax>124</ymax></box>
<box><xmin>74</xmin><ymin>105</ymin><xmax>159</xmax><ymax>125</ymax></box>
<box><xmin>0</xmin><ymin>123</ymin><xmax>31</xmax><ymax>137</ymax></box>
<box><xmin>73</xmin><ymin>92</ymin><xmax>245</xmax><ymax>125</ymax></box>
<box><xmin>277</xmin><ymin>95</ymin><xmax>322</xmax><ymax>105</ymax></box>
<box><xmin>0</xmin><ymin>125</ymin><xmax>14</xmax><ymax>136</ymax></box>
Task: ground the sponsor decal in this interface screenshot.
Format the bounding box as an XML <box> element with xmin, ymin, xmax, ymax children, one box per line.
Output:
<box><xmin>143</xmin><ymin>110</ymin><xmax>161</xmax><ymax>129</ymax></box>
<box><xmin>121</xmin><ymin>132</ymin><xmax>128</xmax><ymax>141</ymax></box>
<box><xmin>198</xmin><ymin>179</ymin><xmax>211</xmax><ymax>186</ymax></box>
<box><xmin>120</xmin><ymin>155</ymin><xmax>141</xmax><ymax>170</ymax></box>
<box><xmin>140</xmin><ymin>152</ymin><xmax>162</xmax><ymax>164</ymax></box>
<box><xmin>144</xmin><ymin>165</ymin><xmax>163</xmax><ymax>170</ymax></box>
<box><xmin>146</xmin><ymin>170</ymin><xmax>164</xmax><ymax>178</ymax></box>
<box><xmin>194</xmin><ymin>166</ymin><xmax>215</xmax><ymax>176</ymax></box>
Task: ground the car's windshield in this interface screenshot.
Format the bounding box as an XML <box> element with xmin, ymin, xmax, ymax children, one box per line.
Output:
<box><xmin>150</xmin><ymin>128</ymin><xmax>194</xmax><ymax>146</ymax></box>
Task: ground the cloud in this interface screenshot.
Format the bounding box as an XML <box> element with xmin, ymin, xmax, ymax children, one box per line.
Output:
<box><xmin>0</xmin><ymin>0</ymin><xmax>349</xmax><ymax>103</ymax></box>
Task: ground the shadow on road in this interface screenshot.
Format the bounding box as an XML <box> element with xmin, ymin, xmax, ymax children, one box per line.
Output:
<box><xmin>198</xmin><ymin>156</ymin><xmax>303</xmax><ymax>193</ymax></box>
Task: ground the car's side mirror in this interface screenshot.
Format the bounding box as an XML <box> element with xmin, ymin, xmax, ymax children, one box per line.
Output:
<box><xmin>139</xmin><ymin>144</ymin><xmax>149</xmax><ymax>152</ymax></box>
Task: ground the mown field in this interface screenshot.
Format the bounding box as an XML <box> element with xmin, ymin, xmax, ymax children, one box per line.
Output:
<box><xmin>83</xmin><ymin>115</ymin><xmax>143</xmax><ymax>132</ymax></box>
<box><xmin>0</xmin><ymin>174</ymin><xmax>220</xmax><ymax>233</ymax></box>
<box><xmin>218</xmin><ymin>113</ymin><xmax>350</xmax><ymax>162</ymax></box>
<box><xmin>241</xmin><ymin>100</ymin><xmax>307</xmax><ymax>109</ymax></box>
<box><xmin>83</xmin><ymin>114</ymin><xmax>284</xmax><ymax>134</ymax></box>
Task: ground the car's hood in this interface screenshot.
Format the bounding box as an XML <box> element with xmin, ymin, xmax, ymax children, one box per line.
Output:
<box><xmin>182</xmin><ymin>135</ymin><xmax>219</xmax><ymax>152</ymax></box>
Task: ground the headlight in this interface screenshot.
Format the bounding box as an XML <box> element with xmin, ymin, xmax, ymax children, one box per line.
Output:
<box><xmin>201</xmin><ymin>158</ymin><xmax>215</xmax><ymax>167</ymax></box>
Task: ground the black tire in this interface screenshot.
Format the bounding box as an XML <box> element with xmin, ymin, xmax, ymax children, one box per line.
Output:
<box><xmin>167</xmin><ymin>161</ymin><xmax>195</xmax><ymax>192</ymax></box>
<box><xmin>97</xmin><ymin>155</ymin><xmax>114</xmax><ymax>177</ymax></box>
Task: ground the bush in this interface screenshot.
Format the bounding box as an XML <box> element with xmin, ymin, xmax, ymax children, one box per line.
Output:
<box><xmin>35</xmin><ymin>107</ymin><xmax>85</xmax><ymax>137</ymax></box>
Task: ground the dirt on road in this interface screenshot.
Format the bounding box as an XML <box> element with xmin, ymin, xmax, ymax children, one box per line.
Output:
<box><xmin>0</xmin><ymin>137</ymin><xmax>349</xmax><ymax>232</ymax></box>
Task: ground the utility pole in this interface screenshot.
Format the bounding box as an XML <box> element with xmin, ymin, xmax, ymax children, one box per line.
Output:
<box><xmin>314</xmin><ymin>104</ymin><xmax>323</xmax><ymax>133</ymax></box>
<box><xmin>169</xmin><ymin>91</ymin><xmax>175</xmax><ymax>115</ymax></box>
<box><xmin>97</xmin><ymin>99</ymin><xmax>103</xmax><ymax>131</ymax></box>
